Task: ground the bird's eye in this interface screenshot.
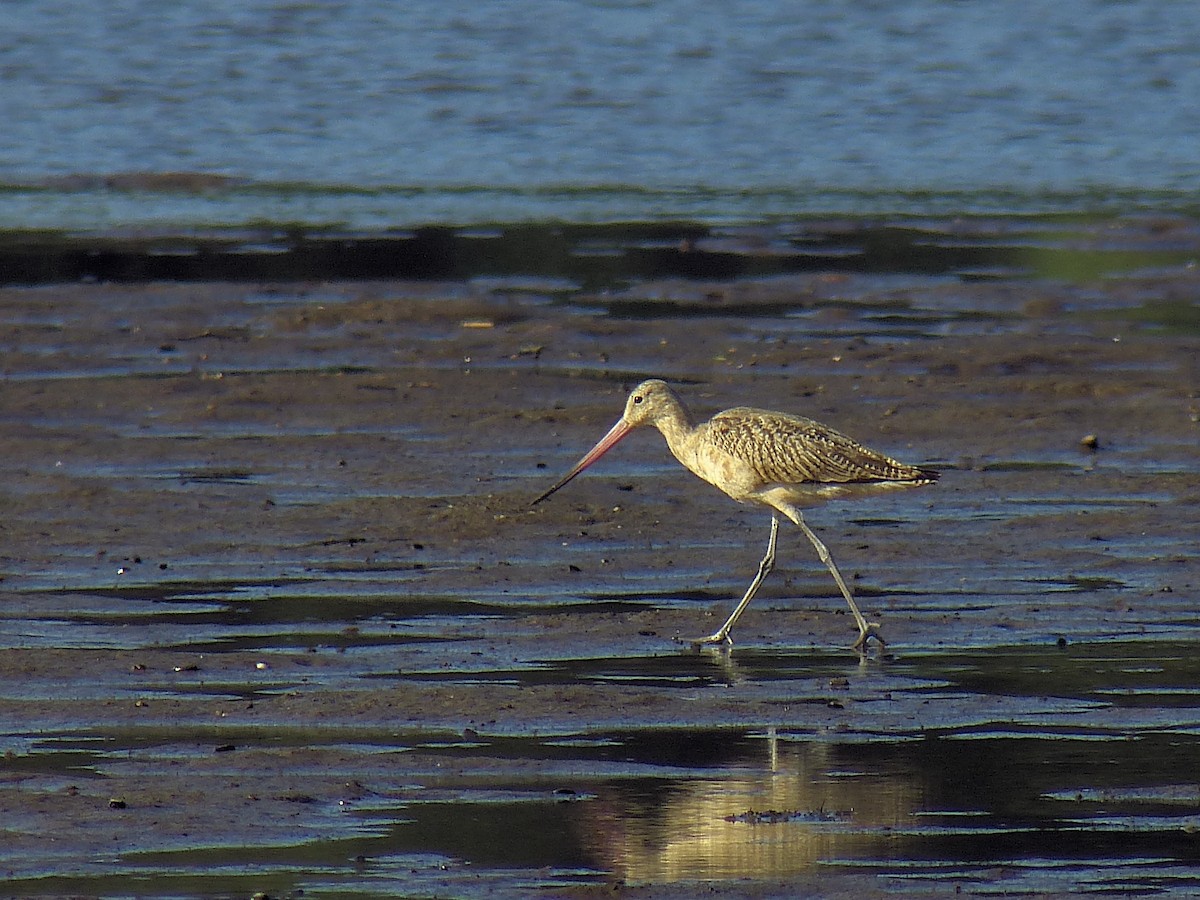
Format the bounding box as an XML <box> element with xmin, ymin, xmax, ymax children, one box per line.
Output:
<box><xmin>633</xmin><ymin>395</ymin><xmax>643</xmax><ymax>404</ymax></box>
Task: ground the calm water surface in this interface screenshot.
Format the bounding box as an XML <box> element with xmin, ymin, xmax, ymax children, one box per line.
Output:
<box><xmin>2</xmin><ymin>0</ymin><xmax>1199</xmax><ymax>230</ymax></box>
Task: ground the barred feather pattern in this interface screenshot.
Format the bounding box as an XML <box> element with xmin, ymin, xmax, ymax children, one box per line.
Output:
<box><xmin>702</xmin><ymin>407</ymin><xmax>936</xmax><ymax>487</ymax></box>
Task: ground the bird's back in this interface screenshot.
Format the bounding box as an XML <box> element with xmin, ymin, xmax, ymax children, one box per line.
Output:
<box><xmin>689</xmin><ymin>406</ymin><xmax>937</xmax><ymax>505</ymax></box>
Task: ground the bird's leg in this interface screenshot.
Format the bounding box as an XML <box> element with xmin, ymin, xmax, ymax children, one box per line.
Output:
<box><xmin>790</xmin><ymin>511</ymin><xmax>884</xmax><ymax>653</ymax></box>
<box><xmin>688</xmin><ymin>515</ymin><xmax>779</xmax><ymax>647</ymax></box>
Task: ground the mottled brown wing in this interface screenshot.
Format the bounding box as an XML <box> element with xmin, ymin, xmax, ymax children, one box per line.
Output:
<box><xmin>704</xmin><ymin>407</ymin><xmax>931</xmax><ymax>485</ymax></box>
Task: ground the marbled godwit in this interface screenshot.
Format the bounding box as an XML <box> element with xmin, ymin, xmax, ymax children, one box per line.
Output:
<box><xmin>533</xmin><ymin>379</ymin><xmax>938</xmax><ymax>651</ymax></box>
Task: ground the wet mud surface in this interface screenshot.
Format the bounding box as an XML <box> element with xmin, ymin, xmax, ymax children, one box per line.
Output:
<box><xmin>1</xmin><ymin>218</ymin><xmax>1199</xmax><ymax>897</ymax></box>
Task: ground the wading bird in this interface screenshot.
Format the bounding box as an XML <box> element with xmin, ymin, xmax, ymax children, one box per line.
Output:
<box><xmin>533</xmin><ymin>379</ymin><xmax>938</xmax><ymax>652</ymax></box>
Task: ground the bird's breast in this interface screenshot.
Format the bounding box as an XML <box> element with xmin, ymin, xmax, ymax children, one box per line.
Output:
<box><xmin>672</xmin><ymin>437</ymin><xmax>767</xmax><ymax>502</ymax></box>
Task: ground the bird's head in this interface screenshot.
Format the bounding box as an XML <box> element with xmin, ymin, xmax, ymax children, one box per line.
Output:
<box><xmin>620</xmin><ymin>378</ymin><xmax>681</xmax><ymax>429</ymax></box>
<box><xmin>531</xmin><ymin>378</ymin><xmax>687</xmax><ymax>506</ymax></box>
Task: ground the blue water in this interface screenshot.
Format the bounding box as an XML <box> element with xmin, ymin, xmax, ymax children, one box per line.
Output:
<box><xmin>2</xmin><ymin>0</ymin><xmax>1199</xmax><ymax>229</ymax></box>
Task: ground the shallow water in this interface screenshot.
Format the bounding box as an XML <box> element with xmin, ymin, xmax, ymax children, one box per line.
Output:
<box><xmin>3</xmin><ymin>1</ymin><xmax>1200</xmax><ymax>229</ymax></box>
<box><xmin>4</xmin><ymin>643</ymin><xmax>1200</xmax><ymax>896</ymax></box>
<box><xmin>1</xmin><ymin>215</ymin><xmax>1198</xmax><ymax>897</ymax></box>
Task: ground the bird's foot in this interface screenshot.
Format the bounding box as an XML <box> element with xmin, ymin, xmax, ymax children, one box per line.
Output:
<box><xmin>679</xmin><ymin>630</ymin><xmax>733</xmax><ymax>650</ymax></box>
<box><xmin>851</xmin><ymin>621</ymin><xmax>886</xmax><ymax>654</ymax></box>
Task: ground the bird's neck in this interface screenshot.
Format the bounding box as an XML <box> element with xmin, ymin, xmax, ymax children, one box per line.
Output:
<box><xmin>650</xmin><ymin>398</ymin><xmax>697</xmax><ymax>459</ymax></box>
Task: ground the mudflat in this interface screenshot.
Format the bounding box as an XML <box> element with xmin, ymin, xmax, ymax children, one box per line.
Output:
<box><xmin>1</xmin><ymin>218</ymin><xmax>1198</xmax><ymax>898</ymax></box>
